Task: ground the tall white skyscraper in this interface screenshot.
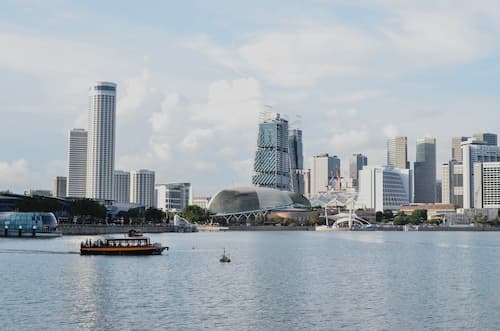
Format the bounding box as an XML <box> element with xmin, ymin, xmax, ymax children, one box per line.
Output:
<box><xmin>86</xmin><ymin>81</ymin><xmax>117</xmax><ymax>201</ymax></box>
<box><xmin>130</xmin><ymin>169</ymin><xmax>155</xmax><ymax>208</ymax></box>
<box><xmin>113</xmin><ymin>170</ymin><xmax>130</xmax><ymax>203</ymax></box>
<box><xmin>387</xmin><ymin>136</ymin><xmax>409</xmax><ymax>169</ymax></box>
<box><xmin>67</xmin><ymin>128</ymin><xmax>87</xmax><ymax>198</ymax></box>
<box><xmin>462</xmin><ymin>138</ymin><xmax>500</xmax><ymax>208</ymax></box>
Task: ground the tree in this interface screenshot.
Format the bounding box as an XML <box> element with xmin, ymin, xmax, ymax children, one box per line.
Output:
<box><xmin>69</xmin><ymin>199</ymin><xmax>107</xmax><ymax>223</ymax></box>
<box><xmin>375</xmin><ymin>211</ymin><xmax>384</xmax><ymax>223</ymax></box>
<box><xmin>16</xmin><ymin>196</ymin><xmax>63</xmax><ymax>213</ymax></box>
<box><xmin>181</xmin><ymin>205</ymin><xmax>208</xmax><ymax>223</ymax></box>
<box><xmin>383</xmin><ymin>210</ymin><xmax>394</xmax><ymax>222</ymax></box>
<box><xmin>145</xmin><ymin>207</ymin><xmax>166</xmax><ymax>223</ymax></box>
<box><xmin>393</xmin><ymin>211</ymin><xmax>409</xmax><ymax>225</ymax></box>
<box><xmin>409</xmin><ymin>209</ymin><xmax>427</xmax><ymax>225</ymax></box>
<box><xmin>127</xmin><ymin>208</ymin><xmax>142</xmax><ymax>225</ymax></box>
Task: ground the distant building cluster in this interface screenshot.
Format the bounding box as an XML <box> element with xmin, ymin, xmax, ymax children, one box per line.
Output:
<box><xmin>38</xmin><ymin>81</ymin><xmax>193</xmax><ymax>213</ymax></box>
<box><xmin>17</xmin><ymin>81</ymin><xmax>500</xmax><ymax>221</ymax></box>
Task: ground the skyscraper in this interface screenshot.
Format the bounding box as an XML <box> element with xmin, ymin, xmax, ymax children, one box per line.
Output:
<box><xmin>130</xmin><ymin>169</ymin><xmax>155</xmax><ymax>208</ymax></box>
<box><xmin>67</xmin><ymin>128</ymin><xmax>87</xmax><ymax>198</ymax></box>
<box><xmin>414</xmin><ymin>137</ymin><xmax>436</xmax><ymax>203</ymax></box>
<box><xmin>472</xmin><ymin>132</ymin><xmax>498</xmax><ymax>146</ymax></box>
<box><xmin>462</xmin><ymin>138</ymin><xmax>500</xmax><ymax>208</ymax></box>
<box><xmin>288</xmin><ymin>129</ymin><xmax>304</xmax><ymax>194</ymax></box>
<box><xmin>310</xmin><ymin>153</ymin><xmax>339</xmax><ymax>195</ymax></box>
<box><xmin>53</xmin><ymin>176</ymin><xmax>67</xmax><ymax>198</ymax></box>
<box><xmin>441</xmin><ymin>161</ymin><xmax>464</xmax><ymax>207</ymax></box>
<box><xmin>113</xmin><ymin>170</ymin><xmax>130</xmax><ymax>203</ymax></box>
<box><xmin>357</xmin><ymin>166</ymin><xmax>413</xmax><ymax>211</ymax></box>
<box><xmin>451</xmin><ymin>136</ymin><xmax>468</xmax><ymax>161</ymax></box>
<box><xmin>349</xmin><ymin>153</ymin><xmax>368</xmax><ymax>187</ymax></box>
<box><xmin>86</xmin><ymin>81</ymin><xmax>116</xmax><ymax>201</ymax></box>
<box><xmin>473</xmin><ymin>162</ymin><xmax>500</xmax><ymax>208</ymax></box>
<box><xmin>387</xmin><ymin>136</ymin><xmax>409</xmax><ymax>169</ymax></box>
<box><xmin>252</xmin><ymin>113</ymin><xmax>290</xmax><ymax>191</ymax></box>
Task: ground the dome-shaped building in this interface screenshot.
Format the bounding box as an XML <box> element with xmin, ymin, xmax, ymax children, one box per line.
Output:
<box><xmin>208</xmin><ymin>187</ymin><xmax>311</xmax><ymax>221</ymax></box>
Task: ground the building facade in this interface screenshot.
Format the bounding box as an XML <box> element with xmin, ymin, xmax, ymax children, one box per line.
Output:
<box><xmin>357</xmin><ymin>166</ymin><xmax>413</xmax><ymax>211</ymax></box>
<box><xmin>156</xmin><ymin>183</ymin><xmax>192</xmax><ymax>212</ymax></box>
<box><xmin>462</xmin><ymin>138</ymin><xmax>500</xmax><ymax>208</ymax></box>
<box><xmin>387</xmin><ymin>136</ymin><xmax>409</xmax><ymax>169</ymax></box>
<box><xmin>24</xmin><ymin>190</ymin><xmax>52</xmax><ymax>198</ymax></box>
<box><xmin>441</xmin><ymin>161</ymin><xmax>464</xmax><ymax>207</ymax></box>
<box><xmin>452</xmin><ymin>136</ymin><xmax>468</xmax><ymax>161</ymax></box>
<box><xmin>52</xmin><ymin>176</ymin><xmax>67</xmax><ymax>198</ymax></box>
<box><xmin>349</xmin><ymin>153</ymin><xmax>368</xmax><ymax>188</ymax></box>
<box><xmin>303</xmin><ymin>169</ymin><xmax>311</xmax><ymax>198</ymax></box>
<box><xmin>67</xmin><ymin>128</ymin><xmax>87</xmax><ymax>198</ymax></box>
<box><xmin>472</xmin><ymin>132</ymin><xmax>498</xmax><ymax>146</ymax></box>
<box><xmin>113</xmin><ymin>170</ymin><xmax>130</xmax><ymax>204</ymax></box>
<box><xmin>86</xmin><ymin>81</ymin><xmax>116</xmax><ymax>201</ymax></box>
<box><xmin>288</xmin><ymin>129</ymin><xmax>304</xmax><ymax>194</ymax></box>
<box><xmin>310</xmin><ymin>154</ymin><xmax>338</xmax><ymax>195</ymax></box>
<box><xmin>130</xmin><ymin>170</ymin><xmax>155</xmax><ymax>208</ymax></box>
<box><xmin>414</xmin><ymin>137</ymin><xmax>436</xmax><ymax>203</ymax></box>
<box><xmin>473</xmin><ymin>162</ymin><xmax>500</xmax><ymax>208</ymax></box>
<box><xmin>192</xmin><ymin>196</ymin><xmax>211</xmax><ymax>209</ymax></box>
<box><xmin>252</xmin><ymin>113</ymin><xmax>290</xmax><ymax>191</ymax></box>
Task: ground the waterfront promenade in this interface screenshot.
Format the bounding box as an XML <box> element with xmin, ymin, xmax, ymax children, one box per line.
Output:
<box><xmin>58</xmin><ymin>224</ymin><xmax>196</xmax><ymax>235</ymax></box>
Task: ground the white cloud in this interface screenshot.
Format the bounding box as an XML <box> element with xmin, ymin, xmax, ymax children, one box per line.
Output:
<box><xmin>383</xmin><ymin>124</ymin><xmax>400</xmax><ymax>138</ymax></box>
<box><xmin>151</xmin><ymin>141</ymin><xmax>171</xmax><ymax>162</ymax></box>
<box><xmin>118</xmin><ymin>68</ymin><xmax>152</xmax><ymax>115</ymax></box>
<box><xmin>335</xmin><ymin>90</ymin><xmax>385</xmax><ymax>103</ymax></box>
<box><xmin>181</xmin><ymin>128</ymin><xmax>214</xmax><ymax>151</ymax></box>
<box><xmin>182</xmin><ymin>35</ymin><xmax>244</xmax><ymax>73</ymax></box>
<box><xmin>193</xmin><ymin>161</ymin><xmax>217</xmax><ymax>171</ymax></box>
<box><xmin>329</xmin><ymin>128</ymin><xmax>370</xmax><ymax>151</ymax></box>
<box><xmin>230</xmin><ymin>158</ymin><xmax>254</xmax><ymax>185</ymax></box>
<box><xmin>191</xmin><ymin>77</ymin><xmax>263</xmax><ymax>130</ymax></box>
<box><xmin>239</xmin><ymin>25</ymin><xmax>374</xmax><ymax>87</ymax></box>
<box><xmin>150</xmin><ymin>93</ymin><xmax>182</xmax><ymax>132</ymax></box>
<box><xmin>0</xmin><ymin>31</ymin><xmax>128</xmax><ymax>76</ymax></box>
<box><xmin>384</xmin><ymin>12</ymin><xmax>488</xmax><ymax>67</ymax></box>
<box><xmin>117</xmin><ymin>153</ymin><xmax>154</xmax><ymax>171</ymax></box>
<box><xmin>0</xmin><ymin>160</ymin><xmax>30</xmax><ymax>188</ymax></box>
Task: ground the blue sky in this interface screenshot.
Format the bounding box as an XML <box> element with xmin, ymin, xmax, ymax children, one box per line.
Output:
<box><xmin>1</xmin><ymin>0</ymin><xmax>500</xmax><ymax>195</ymax></box>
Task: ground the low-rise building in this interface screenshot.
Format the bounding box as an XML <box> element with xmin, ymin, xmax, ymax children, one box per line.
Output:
<box><xmin>399</xmin><ymin>203</ymin><xmax>456</xmax><ymax>220</ymax></box>
<box><xmin>192</xmin><ymin>196</ymin><xmax>210</xmax><ymax>209</ymax></box>
<box><xmin>156</xmin><ymin>183</ymin><xmax>192</xmax><ymax>212</ymax></box>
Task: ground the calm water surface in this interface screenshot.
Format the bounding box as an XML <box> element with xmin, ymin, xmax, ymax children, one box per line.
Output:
<box><xmin>1</xmin><ymin>231</ymin><xmax>500</xmax><ymax>330</ymax></box>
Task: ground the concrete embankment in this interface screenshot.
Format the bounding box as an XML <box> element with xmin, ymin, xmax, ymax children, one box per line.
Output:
<box><xmin>58</xmin><ymin>224</ymin><xmax>195</xmax><ymax>235</ymax></box>
<box><xmin>227</xmin><ymin>225</ymin><xmax>316</xmax><ymax>231</ymax></box>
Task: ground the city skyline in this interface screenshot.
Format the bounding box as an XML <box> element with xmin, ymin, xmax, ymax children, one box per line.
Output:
<box><xmin>1</xmin><ymin>1</ymin><xmax>500</xmax><ymax>196</ymax></box>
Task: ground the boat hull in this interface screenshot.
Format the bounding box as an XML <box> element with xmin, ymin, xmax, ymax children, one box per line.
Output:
<box><xmin>80</xmin><ymin>246</ymin><xmax>167</xmax><ymax>256</ymax></box>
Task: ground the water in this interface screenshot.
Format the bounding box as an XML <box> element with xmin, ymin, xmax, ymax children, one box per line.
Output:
<box><xmin>1</xmin><ymin>231</ymin><xmax>500</xmax><ymax>330</ymax></box>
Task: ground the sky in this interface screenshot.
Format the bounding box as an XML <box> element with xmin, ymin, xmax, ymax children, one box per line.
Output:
<box><xmin>1</xmin><ymin>0</ymin><xmax>500</xmax><ymax>196</ymax></box>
